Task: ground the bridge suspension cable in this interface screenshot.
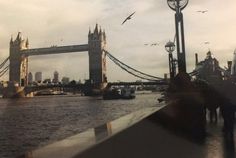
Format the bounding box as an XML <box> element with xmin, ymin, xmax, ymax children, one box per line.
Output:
<box><xmin>0</xmin><ymin>57</ymin><xmax>9</xmax><ymax>69</ymax></box>
<box><xmin>0</xmin><ymin>65</ymin><xmax>9</xmax><ymax>78</ymax></box>
<box><xmin>0</xmin><ymin>57</ymin><xmax>10</xmax><ymax>78</ymax></box>
<box><xmin>104</xmin><ymin>50</ymin><xmax>164</xmax><ymax>81</ymax></box>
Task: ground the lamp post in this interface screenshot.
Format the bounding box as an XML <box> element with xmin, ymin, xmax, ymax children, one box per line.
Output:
<box><xmin>165</xmin><ymin>41</ymin><xmax>175</xmax><ymax>80</ymax></box>
<box><xmin>167</xmin><ymin>0</ymin><xmax>189</xmax><ymax>74</ymax></box>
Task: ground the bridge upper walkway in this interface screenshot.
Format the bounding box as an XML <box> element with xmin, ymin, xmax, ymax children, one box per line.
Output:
<box><xmin>21</xmin><ymin>44</ymin><xmax>89</xmax><ymax>56</ymax></box>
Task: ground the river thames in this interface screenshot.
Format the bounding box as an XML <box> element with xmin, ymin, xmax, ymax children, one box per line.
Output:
<box><xmin>0</xmin><ymin>93</ymin><xmax>161</xmax><ymax>158</ymax></box>
<box><xmin>0</xmin><ymin>93</ymin><xmax>236</xmax><ymax>158</ymax></box>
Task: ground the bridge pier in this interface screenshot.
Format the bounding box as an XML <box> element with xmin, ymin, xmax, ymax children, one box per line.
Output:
<box><xmin>2</xmin><ymin>83</ymin><xmax>25</xmax><ymax>98</ymax></box>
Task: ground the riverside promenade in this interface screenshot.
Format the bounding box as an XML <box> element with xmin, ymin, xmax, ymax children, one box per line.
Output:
<box><xmin>77</xmin><ymin>111</ymin><xmax>235</xmax><ymax>158</ymax></box>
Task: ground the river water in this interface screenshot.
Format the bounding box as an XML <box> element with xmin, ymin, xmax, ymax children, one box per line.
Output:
<box><xmin>0</xmin><ymin>93</ymin><xmax>161</xmax><ymax>158</ymax></box>
<box><xmin>0</xmin><ymin>93</ymin><xmax>236</xmax><ymax>158</ymax></box>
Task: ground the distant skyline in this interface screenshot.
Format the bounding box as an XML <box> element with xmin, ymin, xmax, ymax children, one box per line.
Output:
<box><xmin>0</xmin><ymin>0</ymin><xmax>236</xmax><ymax>81</ymax></box>
<box><xmin>29</xmin><ymin>71</ymin><xmax>62</xmax><ymax>82</ymax></box>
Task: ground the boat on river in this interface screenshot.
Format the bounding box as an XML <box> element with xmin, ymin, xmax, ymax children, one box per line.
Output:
<box><xmin>34</xmin><ymin>90</ymin><xmax>66</xmax><ymax>96</ymax></box>
<box><xmin>103</xmin><ymin>87</ymin><xmax>135</xmax><ymax>100</ymax></box>
<box><xmin>121</xmin><ymin>87</ymin><xmax>136</xmax><ymax>99</ymax></box>
<box><xmin>103</xmin><ymin>88</ymin><xmax>121</xmax><ymax>100</ymax></box>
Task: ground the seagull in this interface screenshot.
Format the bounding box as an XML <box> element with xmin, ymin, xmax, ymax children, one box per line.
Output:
<box><xmin>122</xmin><ymin>12</ymin><xmax>136</xmax><ymax>25</ymax></box>
<box><xmin>197</xmin><ymin>10</ymin><xmax>208</xmax><ymax>13</ymax></box>
<box><xmin>151</xmin><ymin>43</ymin><xmax>159</xmax><ymax>46</ymax></box>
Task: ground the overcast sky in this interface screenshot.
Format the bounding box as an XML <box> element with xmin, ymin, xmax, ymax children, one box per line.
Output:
<box><xmin>0</xmin><ymin>0</ymin><xmax>236</xmax><ymax>82</ymax></box>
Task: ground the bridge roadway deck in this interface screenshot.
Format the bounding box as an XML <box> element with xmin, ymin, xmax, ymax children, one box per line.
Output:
<box><xmin>21</xmin><ymin>44</ymin><xmax>89</xmax><ymax>56</ymax></box>
<box><xmin>108</xmin><ymin>81</ymin><xmax>168</xmax><ymax>86</ymax></box>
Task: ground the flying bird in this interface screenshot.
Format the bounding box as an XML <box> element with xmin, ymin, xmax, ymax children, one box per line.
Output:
<box><xmin>197</xmin><ymin>10</ymin><xmax>208</xmax><ymax>13</ymax></box>
<box><xmin>122</xmin><ymin>12</ymin><xmax>136</xmax><ymax>25</ymax></box>
<box><xmin>144</xmin><ymin>43</ymin><xmax>160</xmax><ymax>46</ymax></box>
<box><xmin>151</xmin><ymin>43</ymin><xmax>159</xmax><ymax>46</ymax></box>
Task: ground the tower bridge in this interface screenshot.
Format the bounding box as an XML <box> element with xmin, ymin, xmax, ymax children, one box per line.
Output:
<box><xmin>0</xmin><ymin>24</ymin><xmax>165</xmax><ymax>98</ymax></box>
<box><xmin>2</xmin><ymin>24</ymin><xmax>107</xmax><ymax>97</ymax></box>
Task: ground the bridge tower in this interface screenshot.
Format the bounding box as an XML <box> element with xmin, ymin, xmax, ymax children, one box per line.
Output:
<box><xmin>9</xmin><ymin>32</ymin><xmax>29</xmax><ymax>87</ymax></box>
<box><xmin>88</xmin><ymin>24</ymin><xmax>107</xmax><ymax>89</ymax></box>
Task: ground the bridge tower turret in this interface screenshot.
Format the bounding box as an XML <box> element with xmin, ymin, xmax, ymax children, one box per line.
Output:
<box><xmin>9</xmin><ymin>32</ymin><xmax>29</xmax><ymax>87</ymax></box>
<box><xmin>88</xmin><ymin>24</ymin><xmax>107</xmax><ymax>89</ymax></box>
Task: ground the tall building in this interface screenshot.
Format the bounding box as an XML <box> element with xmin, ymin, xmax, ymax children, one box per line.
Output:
<box><xmin>43</xmin><ymin>78</ymin><xmax>51</xmax><ymax>84</ymax></box>
<box><xmin>61</xmin><ymin>77</ymin><xmax>70</xmax><ymax>85</ymax></box>
<box><xmin>195</xmin><ymin>51</ymin><xmax>222</xmax><ymax>83</ymax></box>
<box><xmin>35</xmin><ymin>72</ymin><xmax>42</xmax><ymax>83</ymax></box>
<box><xmin>53</xmin><ymin>71</ymin><xmax>59</xmax><ymax>83</ymax></box>
<box><xmin>28</xmin><ymin>72</ymin><xmax>33</xmax><ymax>85</ymax></box>
<box><xmin>231</xmin><ymin>49</ymin><xmax>236</xmax><ymax>76</ymax></box>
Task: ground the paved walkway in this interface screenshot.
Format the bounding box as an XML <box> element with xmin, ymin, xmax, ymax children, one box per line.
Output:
<box><xmin>77</xmin><ymin>114</ymin><xmax>236</xmax><ymax>158</ymax></box>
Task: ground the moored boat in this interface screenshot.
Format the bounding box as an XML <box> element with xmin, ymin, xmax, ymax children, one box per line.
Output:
<box><xmin>121</xmin><ymin>86</ymin><xmax>136</xmax><ymax>99</ymax></box>
<box><xmin>103</xmin><ymin>88</ymin><xmax>121</xmax><ymax>100</ymax></box>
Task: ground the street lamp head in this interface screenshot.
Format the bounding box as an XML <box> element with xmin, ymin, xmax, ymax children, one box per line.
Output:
<box><xmin>165</xmin><ymin>41</ymin><xmax>175</xmax><ymax>53</ymax></box>
<box><xmin>167</xmin><ymin>0</ymin><xmax>189</xmax><ymax>11</ymax></box>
